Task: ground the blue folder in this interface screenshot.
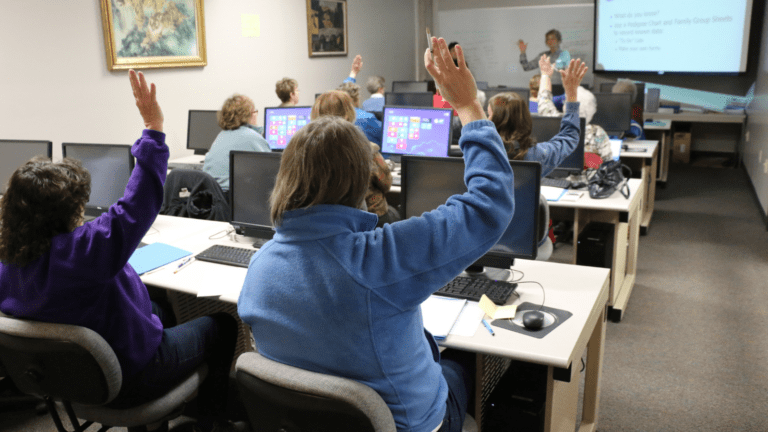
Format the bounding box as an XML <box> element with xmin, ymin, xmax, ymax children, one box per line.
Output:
<box><xmin>128</xmin><ymin>242</ymin><xmax>192</xmax><ymax>275</ymax></box>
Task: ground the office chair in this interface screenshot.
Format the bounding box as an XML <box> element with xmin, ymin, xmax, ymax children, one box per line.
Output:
<box><xmin>161</xmin><ymin>169</ymin><xmax>230</xmax><ymax>221</ymax></box>
<box><xmin>536</xmin><ymin>194</ymin><xmax>553</xmax><ymax>261</ymax></box>
<box><xmin>235</xmin><ymin>351</ymin><xmax>396</xmax><ymax>432</ymax></box>
<box><xmin>0</xmin><ymin>315</ymin><xmax>207</xmax><ymax>432</ymax></box>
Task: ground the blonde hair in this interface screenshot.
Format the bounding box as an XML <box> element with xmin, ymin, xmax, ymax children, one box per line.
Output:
<box><xmin>337</xmin><ymin>82</ymin><xmax>362</xmax><ymax>107</ymax></box>
<box><xmin>270</xmin><ymin>116</ymin><xmax>371</xmax><ymax>226</ymax></box>
<box><xmin>275</xmin><ymin>77</ymin><xmax>298</xmax><ymax>103</ymax></box>
<box><xmin>217</xmin><ymin>94</ymin><xmax>254</xmax><ymax>130</ymax></box>
<box><xmin>529</xmin><ymin>75</ymin><xmax>541</xmax><ymax>98</ymax></box>
<box><xmin>311</xmin><ymin>91</ymin><xmax>356</xmax><ymax>123</ymax></box>
<box><xmin>611</xmin><ymin>79</ymin><xmax>638</xmax><ymax>104</ymax></box>
<box><xmin>488</xmin><ymin>92</ymin><xmax>536</xmax><ymax>159</ymax></box>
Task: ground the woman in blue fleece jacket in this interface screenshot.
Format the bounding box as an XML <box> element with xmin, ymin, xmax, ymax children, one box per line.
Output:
<box><xmin>0</xmin><ymin>71</ymin><xmax>237</xmax><ymax>432</ymax></box>
<box><xmin>238</xmin><ymin>39</ymin><xmax>523</xmax><ymax>432</ymax></box>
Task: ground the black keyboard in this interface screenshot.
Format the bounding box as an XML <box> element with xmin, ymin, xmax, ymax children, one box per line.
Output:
<box><xmin>541</xmin><ymin>177</ymin><xmax>571</xmax><ymax>189</ymax></box>
<box><xmin>195</xmin><ymin>245</ymin><xmax>256</xmax><ymax>268</ymax></box>
<box><xmin>436</xmin><ymin>276</ymin><xmax>517</xmax><ymax>305</ymax></box>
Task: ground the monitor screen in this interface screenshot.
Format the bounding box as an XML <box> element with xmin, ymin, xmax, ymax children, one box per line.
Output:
<box><xmin>530</xmin><ymin>116</ymin><xmax>587</xmax><ymax>176</ymax></box>
<box><xmin>599</xmin><ymin>82</ymin><xmax>615</xmax><ymax>93</ymax></box>
<box><xmin>592</xmin><ymin>93</ymin><xmax>632</xmax><ymax>135</ymax></box>
<box><xmin>264</xmin><ymin>106</ymin><xmax>312</xmax><ymax>151</ymax></box>
<box><xmin>381</xmin><ymin>107</ymin><xmax>452</xmax><ymax>157</ymax></box>
<box><xmin>483</xmin><ymin>88</ymin><xmax>529</xmax><ymax>110</ymax></box>
<box><xmin>62</xmin><ymin>143</ymin><xmax>134</xmax><ymax>217</ymax></box>
<box><xmin>229</xmin><ymin>151</ymin><xmax>281</xmax><ymax>240</ymax></box>
<box><xmin>0</xmin><ymin>140</ymin><xmax>52</xmax><ymax>195</ymax></box>
<box><xmin>401</xmin><ymin>156</ymin><xmax>541</xmax><ymax>267</ymax></box>
<box><xmin>391</xmin><ymin>81</ymin><xmax>428</xmax><ymax>93</ymax></box>
<box><xmin>475</xmin><ymin>81</ymin><xmax>489</xmax><ymax>90</ymax></box>
<box><xmin>187</xmin><ymin>110</ymin><xmax>221</xmax><ymax>154</ymax></box>
<box><xmin>384</xmin><ymin>92</ymin><xmax>434</xmax><ymax>108</ymax></box>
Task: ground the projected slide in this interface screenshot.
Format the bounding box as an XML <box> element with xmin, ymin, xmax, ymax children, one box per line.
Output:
<box><xmin>595</xmin><ymin>0</ymin><xmax>752</xmax><ymax>73</ymax></box>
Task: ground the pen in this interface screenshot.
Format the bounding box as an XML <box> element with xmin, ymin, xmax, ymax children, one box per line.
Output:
<box><xmin>174</xmin><ymin>257</ymin><xmax>195</xmax><ymax>274</ymax></box>
<box><xmin>482</xmin><ymin>318</ymin><xmax>495</xmax><ymax>336</ymax></box>
<box><xmin>426</xmin><ymin>27</ymin><xmax>433</xmax><ymax>54</ymax></box>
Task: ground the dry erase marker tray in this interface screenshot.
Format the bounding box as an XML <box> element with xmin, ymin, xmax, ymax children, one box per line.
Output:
<box><xmin>491</xmin><ymin>302</ymin><xmax>572</xmax><ymax>339</ymax></box>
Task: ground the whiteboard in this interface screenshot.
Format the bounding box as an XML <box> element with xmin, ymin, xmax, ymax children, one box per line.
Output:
<box><xmin>437</xmin><ymin>4</ymin><xmax>594</xmax><ymax>88</ymax></box>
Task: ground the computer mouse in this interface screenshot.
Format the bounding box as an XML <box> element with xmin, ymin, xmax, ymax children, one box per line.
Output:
<box><xmin>522</xmin><ymin>310</ymin><xmax>545</xmax><ymax>331</ymax></box>
<box><xmin>621</xmin><ymin>144</ymin><xmax>629</xmax><ymax>151</ymax></box>
<box><xmin>571</xmin><ymin>181</ymin><xmax>588</xmax><ymax>189</ymax></box>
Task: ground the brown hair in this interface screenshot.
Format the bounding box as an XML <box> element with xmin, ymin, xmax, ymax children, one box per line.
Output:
<box><xmin>217</xmin><ymin>94</ymin><xmax>254</xmax><ymax>130</ymax></box>
<box><xmin>270</xmin><ymin>116</ymin><xmax>371</xmax><ymax>226</ymax></box>
<box><xmin>529</xmin><ymin>74</ymin><xmax>541</xmax><ymax>98</ymax></box>
<box><xmin>275</xmin><ymin>77</ymin><xmax>298</xmax><ymax>103</ymax></box>
<box><xmin>488</xmin><ymin>92</ymin><xmax>536</xmax><ymax>159</ymax></box>
<box><xmin>0</xmin><ymin>157</ymin><xmax>91</xmax><ymax>266</ymax></box>
<box><xmin>545</xmin><ymin>29</ymin><xmax>562</xmax><ymax>43</ymax></box>
<box><xmin>311</xmin><ymin>91</ymin><xmax>357</xmax><ymax>123</ymax></box>
<box><xmin>337</xmin><ymin>82</ymin><xmax>362</xmax><ymax>107</ymax></box>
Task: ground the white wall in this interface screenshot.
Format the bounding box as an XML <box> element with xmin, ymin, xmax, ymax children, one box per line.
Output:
<box><xmin>0</xmin><ymin>0</ymin><xmax>415</xmax><ymax>161</ymax></box>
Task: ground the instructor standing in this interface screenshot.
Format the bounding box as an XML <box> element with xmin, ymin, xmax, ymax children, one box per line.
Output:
<box><xmin>518</xmin><ymin>29</ymin><xmax>571</xmax><ymax>72</ymax></box>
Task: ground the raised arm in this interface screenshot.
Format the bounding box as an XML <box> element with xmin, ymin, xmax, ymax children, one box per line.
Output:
<box><xmin>559</xmin><ymin>58</ymin><xmax>588</xmax><ymax>103</ymax></box>
<box><xmin>349</xmin><ymin>54</ymin><xmax>363</xmax><ymax>79</ymax></box>
<box><xmin>537</xmin><ymin>55</ymin><xmax>559</xmax><ymax>117</ymax></box>
<box><xmin>425</xmin><ymin>38</ymin><xmax>484</xmax><ymax>125</ymax></box>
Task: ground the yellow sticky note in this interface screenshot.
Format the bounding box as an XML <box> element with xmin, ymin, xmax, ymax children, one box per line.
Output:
<box><xmin>479</xmin><ymin>294</ymin><xmax>517</xmax><ymax>320</ymax></box>
<box><xmin>241</xmin><ymin>14</ymin><xmax>260</xmax><ymax>38</ymax></box>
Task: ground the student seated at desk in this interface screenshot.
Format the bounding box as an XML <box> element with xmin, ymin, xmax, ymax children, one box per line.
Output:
<box><xmin>340</xmin><ymin>55</ymin><xmax>384</xmax><ymax>145</ymax></box>
<box><xmin>203</xmin><ymin>94</ymin><xmax>270</xmax><ymax>193</ymax></box>
<box><xmin>528</xmin><ymin>74</ymin><xmax>565</xmax><ymax>114</ymax></box>
<box><xmin>238</xmin><ymin>39</ymin><xmax>514</xmax><ymax>432</ymax></box>
<box><xmin>538</xmin><ymin>55</ymin><xmax>613</xmax><ymax>164</ymax></box>
<box><xmin>275</xmin><ymin>77</ymin><xmax>300</xmax><ymax>107</ymax></box>
<box><xmin>312</xmin><ymin>90</ymin><xmax>400</xmax><ymax>227</ymax></box>
<box><xmin>611</xmin><ymin>79</ymin><xmax>646</xmax><ymax>139</ymax></box>
<box><xmin>0</xmin><ymin>71</ymin><xmax>238</xmax><ymax>432</ymax></box>
<box><xmin>488</xmin><ymin>58</ymin><xmax>587</xmax><ymax>175</ymax></box>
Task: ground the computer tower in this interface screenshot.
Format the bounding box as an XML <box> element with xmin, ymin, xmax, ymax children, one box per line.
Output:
<box><xmin>577</xmin><ymin>222</ymin><xmax>614</xmax><ymax>268</ymax></box>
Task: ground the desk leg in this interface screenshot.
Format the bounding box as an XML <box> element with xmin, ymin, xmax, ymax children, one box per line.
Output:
<box><xmin>640</xmin><ymin>152</ymin><xmax>658</xmax><ymax>235</ymax></box>
<box><xmin>658</xmin><ymin>131</ymin><xmax>670</xmax><ymax>185</ymax></box>
<box><xmin>607</xmin><ymin>188</ymin><xmax>642</xmax><ymax>322</ymax></box>
<box><xmin>579</xmin><ymin>306</ymin><xmax>606</xmax><ymax>432</ymax></box>
<box><xmin>543</xmin><ymin>361</ymin><xmax>579</xmax><ymax>432</ymax></box>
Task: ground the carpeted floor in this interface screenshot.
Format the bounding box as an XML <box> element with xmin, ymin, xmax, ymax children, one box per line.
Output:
<box><xmin>2</xmin><ymin>162</ymin><xmax>767</xmax><ymax>432</ymax></box>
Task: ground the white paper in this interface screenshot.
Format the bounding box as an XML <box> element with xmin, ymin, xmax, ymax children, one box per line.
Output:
<box><xmin>541</xmin><ymin>186</ymin><xmax>566</xmax><ymax>201</ymax></box>
<box><xmin>450</xmin><ymin>302</ymin><xmax>485</xmax><ymax>337</ymax></box>
<box><xmin>421</xmin><ymin>296</ymin><xmax>467</xmax><ymax>338</ymax></box>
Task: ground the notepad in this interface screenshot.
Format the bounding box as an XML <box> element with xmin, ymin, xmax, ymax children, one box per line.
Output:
<box><xmin>128</xmin><ymin>242</ymin><xmax>192</xmax><ymax>275</ymax></box>
<box><xmin>541</xmin><ymin>186</ymin><xmax>567</xmax><ymax>202</ymax></box>
<box><xmin>421</xmin><ymin>296</ymin><xmax>467</xmax><ymax>340</ymax></box>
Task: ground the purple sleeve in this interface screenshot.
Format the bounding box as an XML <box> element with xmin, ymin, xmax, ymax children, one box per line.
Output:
<box><xmin>71</xmin><ymin>129</ymin><xmax>169</xmax><ymax>279</ymax></box>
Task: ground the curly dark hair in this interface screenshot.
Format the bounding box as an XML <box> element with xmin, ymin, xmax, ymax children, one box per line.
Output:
<box><xmin>0</xmin><ymin>157</ymin><xmax>91</xmax><ymax>266</ymax></box>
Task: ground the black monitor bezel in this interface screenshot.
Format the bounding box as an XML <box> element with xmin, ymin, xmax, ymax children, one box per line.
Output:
<box><xmin>592</xmin><ymin>92</ymin><xmax>633</xmax><ymax>136</ymax></box>
<box><xmin>0</xmin><ymin>139</ymin><xmax>53</xmax><ymax>194</ymax></box>
<box><xmin>61</xmin><ymin>142</ymin><xmax>135</xmax><ymax>217</ymax></box>
<box><xmin>381</xmin><ymin>106</ymin><xmax>453</xmax><ymax>158</ymax></box>
<box><xmin>263</xmin><ymin>106</ymin><xmax>313</xmax><ymax>151</ymax></box>
<box><xmin>186</xmin><ymin>109</ymin><xmax>220</xmax><ymax>155</ymax></box>
<box><xmin>482</xmin><ymin>88</ymin><xmax>530</xmax><ymax>110</ymax></box>
<box><xmin>400</xmin><ymin>155</ymin><xmax>541</xmax><ymax>267</ymax></box>
<box><xmin>530</xmin><ymin>116</ymin><xmax>587</xmax><ymax>176</ymax></box>
<box><xmin>391</xmin><ymin>81</ymin><xmax>429</xmax><ymax>93</ymax></box>
<box><xmin>228</xmin><ymin>150</ymin><xmax>280</xmax><ymax>241</ymax></box>
<box><xmin>384</xmin><ymin>92</ymin><xmax>435</xmax><ymax>108</ymax></box>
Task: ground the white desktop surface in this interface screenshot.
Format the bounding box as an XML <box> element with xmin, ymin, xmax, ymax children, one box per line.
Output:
<box><xmin>169</xmin><ymin>154</ymin><xmax>206</xmax><ymax>164</ymax></box>
<box><xmin>620</xmin><ymin>140</ymin><xmax>658</xmax><ymax>159</ymax></box>
<box><xmin>550</xmin><ymin>178</ymin><xmax>642</xmax><ymax>211</ymax></box>
<box><xmin>441</xmin><ymin>262</ymin><xmax>609</xmax><ymax>369</ymax></box>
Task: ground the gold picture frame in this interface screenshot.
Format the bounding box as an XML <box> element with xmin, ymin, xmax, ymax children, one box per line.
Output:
<box><xmin>306</xmin><ymin>0</ymin><xmax>348</xmax><ymax>57</ymax></box>
<box><xmin>100</xmin><ymin>0</ymin><xmax>207</xmax><ymax>71</ymax></box>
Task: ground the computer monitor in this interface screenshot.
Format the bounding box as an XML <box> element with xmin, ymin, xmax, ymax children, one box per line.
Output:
<box><xmin>229</xmin><ymin>151</ymin><xmax>280</xmax><ymax>244</ymax></box>
<box><xmin>530</xmin><ymin>116</ymin><xmax>587</xmax><ymax>177</ymax></box>
<box><xmin>400</xmin><ymin>156</ymin><xmax>541</xmax><ymax>272</ymax></box>
<box><xmin>384</xmin><ymin>92</ymin><xmax>435</xmax><ymax>108</ymax></box>
<box><xmin>475</xmin><ymin>81</ymin><xmax>489</xmax><ymax>90</ymax></box>
<box><xmin>592</xmin><ymin>93</ymin><xmax>632</xmax><ymax>136</ymax></box>
<box><xmin>600</xmin><ymin>82</ymin><xmax>616</xmax><ymax>93</ymax></box>
<box><xmin>187</xmin><ymin>110</ymin><xmax>221</xmax><ymax>155</ymax></box>
<box><xmin>61</xmin><ymin>143</ymin><xmax>134</xmax><ymax>218</ymax></box>
<box><xmin>391</xmin><ymin>81</ymin><xmax>428</xmax><ymax>93</ymax></box>
<box><xmin>483</xmin><ymin>88</ymin><xmax>530</xmax><ymax>110</ymax></box>
<box><xmin>0</xmin><ymin>140</ymin><xmax>53</xmax><ymax>195</ymax></box>
<box><xmin>381</xmin><ymin>107</ymin><xmax>452</xmax><ymax>158</ymax></box>
<box><xmin>263</xmin><ymin>106</ymin><xmax>312</xmax><ymax>151</ymax></box>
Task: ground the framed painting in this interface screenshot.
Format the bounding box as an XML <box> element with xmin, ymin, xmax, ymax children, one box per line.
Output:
<box><xmin>306</xmin><ymin>0</ymin><xmax>348</xmax><ymax>57</ymax></box>
<box><xmin>100</xmin><ymin>0</ymin><xmax>207</xmax><ymax>71</ymax></box>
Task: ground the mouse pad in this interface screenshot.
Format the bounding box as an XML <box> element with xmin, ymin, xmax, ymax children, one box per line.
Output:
<box><xmin>491</xmin><ymin>302</ymin><xmax>573</xmax><ymax>339</ymax></box>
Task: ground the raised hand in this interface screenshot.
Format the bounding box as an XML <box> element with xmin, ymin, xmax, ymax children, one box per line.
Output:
<box><xmin>424</xmin><ymin>38</ymin><xmax>483</xmax><ymax>124</ymax></box>
<box><xmin>350</xmin><ymin>54</ymin><xmax>363</xmax><ymax>78</ymax></box>
<box><xmin>517</xmin><ymin>39</ymin><xmax>527</xmax><ymax>53</ymax></box>
<box><xmin>559</xmin><ymin>59</ymin><xmax>588</xmax><ymax>102</ymax></box>
<box><xmin>128</xmin><ymin>69</ymin><xmax>163</xmax><ymax>132</ymax></box>
<box><xmin>539</xmin><ymin>54</ymin><xmax>555</xmax><ymax>77</ymax></box>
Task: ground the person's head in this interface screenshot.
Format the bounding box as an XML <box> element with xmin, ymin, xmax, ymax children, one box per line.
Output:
<box><xmin>0</xmin><ymin>157</ymin><xmax>91</xmax><ymax>266</ymax></box>
<box><xmin>448</xmin><ymin>42</ymin><xmax>459</xmax><ymax>59</ymax></box>
<box><xmin>487</xmin><ymin>92</ymin><xmax>536</xmax><ymax>158</ymax></box>
<box><xmin>337</xmin><ymin>82</ymin><xmax>362</xmax><ymax>108</ymax></box>
<box><xmin>529</xmin><ymin>74</ymin><xmax>541</xmax><ymax>99</ymax></box>
<box><xmin>276</xmin><ymin>77</ymin><xmax>299</xmax><ymax>104</ymax></box>
<box><xmin>217</xmin><ymin>94</ymin><xmax>256</xmax><ymax>130</ymax></box>
<box><xmin>576</xmin><ymin>86</ymin><xmax>597</xmax><ymax>124</ymax></box>
<box><xmin>366</xmin><ymin>76</ymin><xmax>386</xmax><ymax>95</ymax></box>
<box><xmin>611</xmin><ymin>79</ymin><xmax>638</xmax><ymax>104</ymax></box>
<box><xmin>311</xmin><ymin>90</ymin><xmax>356</xmax><ymax>122</ymax></box>
<box><xmin>545</xmin><ymin>29</ymin><xmax>562</xmax><ymax>50</ymax></box>
<box><xmin>269</xmin><ymin>116</ymin><xmax>371</xmax><ymax>226</ymax></box>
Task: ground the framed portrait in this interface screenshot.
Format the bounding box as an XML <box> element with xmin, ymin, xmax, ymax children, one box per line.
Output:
<box><xmin>100</xmin><ymin>0</ymin><xmax>207</xmax><ymax>71</ymax></box>
<box><xmin>306</xmin><ymin>0</ymin><xmax>348</xmax><ymax>57</ymax></box>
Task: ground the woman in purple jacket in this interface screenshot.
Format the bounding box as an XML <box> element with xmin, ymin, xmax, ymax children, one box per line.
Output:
<box><xmin>0</xmin><ymin>71</ymin><xmax>237</xmax><ymax>432</ymax></box>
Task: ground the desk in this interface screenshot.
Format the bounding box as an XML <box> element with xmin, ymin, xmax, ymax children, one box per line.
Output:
<box><xmin>549</xmin><ymin>178</ymin><xmax>644</xmax><ymax>322</ymax></box>
<box><xmin>621</xmin><ymin>140</ymin><xmax>658</xmax><ymax>234</ymax></box>
<box><xmin>168</xmin><ymin>154</ymin><xmax>205</xmax><ymax>170</ymax></box>
<box><xmin>140</xmin><ymin>217</ymin><xmax>610</xmax><ymax>432</ymax></box>
<box><xmin>643</xmin><ymin>120</ymin><xmax>671</xmax><ymax>184</ymax></box>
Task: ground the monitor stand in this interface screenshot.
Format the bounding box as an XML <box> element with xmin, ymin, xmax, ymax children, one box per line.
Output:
<box><xmin>252</xmin><ymin>238</ymin><xmax>269</xmax><ymax>249</ymax></box>
<box><xmin>464</xmin><ymin>263</ymin><xmax>515</xmax><ymax>285</ymax></box>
